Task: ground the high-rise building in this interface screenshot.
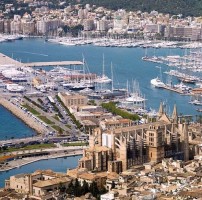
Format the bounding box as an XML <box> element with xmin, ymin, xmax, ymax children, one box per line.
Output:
<box><xmin>4</xmin><ymin>19</ymin><xmax>11</xmax><ymax>34</ymax></box>
<box><xmin>0</xmin><ymin>20</ymin><xmax>4</xmax><ymax>33</ymax></box>
<box><xmin>10</xmin><ymin>20</ymin><xmax>22</xmax><ymax>34</ymax></box>
<box><xmin>22</xmin><ymin>21</ymin><xmax>35</xmax><ymax>35</ymax></box>
<box><xmin>96</xmin><ymin>20</ymin><xmax>108</xmax><ymax>32</ymax></box>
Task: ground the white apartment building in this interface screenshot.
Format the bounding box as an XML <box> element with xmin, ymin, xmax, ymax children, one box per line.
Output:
<box><xmin>0</xmin><ymin>20</ymin><xmax>4</xmax><ymax>33</ymax></box>
<box><xmin>96</xmin><ymin>20</ymin><xmax>108</xmax><ymax>31</ymax></box>
<box><xmin>83</xmin><ymin>19</ymin><xmax>94</xmax><ymax>31</ymax></box>
<box><xmin>36</xmin><ymin>19</ymin><xmax>62</xmax><ymax>35</ymax></box>
<box><xmin>10</xmin><ymin>20</ymin><xmax>22</xmax><ymax>34</ymax></box>
<box><xmin>21</xmin><ymin>21</ymin><xmax>35</xmax><ymax>35</ymax></box>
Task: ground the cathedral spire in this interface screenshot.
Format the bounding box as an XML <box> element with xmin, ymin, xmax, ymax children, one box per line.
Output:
<box><xmin>158</xmin><ymin>102</ymin><xmax>164</xmax><ymax>118</ymax></box>
<box><xmin>172</xmin><ymin>104</ymin><xmax>178</xmax><ymax>123</ymax></box>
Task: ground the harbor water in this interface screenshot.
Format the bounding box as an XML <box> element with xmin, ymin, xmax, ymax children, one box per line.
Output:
<box><xmin>0</xmin><ymin>155</ymin><xmax>81</xmax><ymax>187</ymax></box>
<box><xmin>0</xmin><ymin>38</ymin><xmax>199</xmax><ymax>116</ymax></box>
<box><xmin>0</xmin><ymin>105</ymin><xmax>35</xmax><ymax>140</ymax></box>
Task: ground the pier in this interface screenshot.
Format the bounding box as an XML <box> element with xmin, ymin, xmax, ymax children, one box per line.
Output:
<box><xmin>0</xmin><ymin>53</ymin><xmax>83</xmax><ymax>68</ymax></box>
<box><xmin>0</xmin><ymin>53</ymin><xmax>23</xmax><ymax>67</ymax></box>
<box><xmin>24</xmin><ymin>61</ymin><xmax>83</xmax><ymax>67</ymax></box>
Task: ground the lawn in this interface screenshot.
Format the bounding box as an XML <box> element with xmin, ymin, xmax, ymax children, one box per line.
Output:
<box><xmin>65</xmin><ymin>124</ymin><xmax>71</xmax><ymax>129</ymax></box>
<box><xmin>22</xmin><ymin>104</ymin><xmax>40</xmax><ymax>115</ymax></box>
<box><xmin>53</xmin><ymin>114</ymin><xmax>60</xmax><ymax>121</ymax></box>
<box><xmin>51</xmin><ymin>125</ymin><xmax>64</xmax><ymax>132</ymax></box>
<box><xmin>62</xmin><ymin>142</ymin><xmax>89</xmax><ymax>147</ymax></box>
<box><xmin>38</xmin><ymin>116</ymin><xmax>55</xmax><ymax>124</ymax></box>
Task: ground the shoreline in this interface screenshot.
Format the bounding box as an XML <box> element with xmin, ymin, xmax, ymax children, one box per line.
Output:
<box><xmin>0</xmin><ymin>151</ymin><xmax>82</xmax><ymax>172</ymax></box>
<box><xmin>0</xmin><ymin>98</ymin><xmax>47</xmax><ymax>135</ymax></box>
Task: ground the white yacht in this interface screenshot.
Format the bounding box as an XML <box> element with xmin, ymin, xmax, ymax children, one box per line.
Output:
<box><xmin>120</xmin><ymin>80</ymin><xmax>146</xmax><ymax>110</ymax></box>
<box><xmin>124</xmin><ymin>93</ymin><xmax>146</xmax><ymax>108</ymax></box>
<box><xmin>95</xmin><ymin>74</ymin><xmax>112</xmax><ymax>84</ymax></box>
<box><xmin>6</xmin><ymin>84</ymin><xmax>25</xmax><ymax>92</ymax></box>
<box><xmin>94</xmin><ymin>54</ymin><xmax>112</xmax><ymax>84</ymax></box>
<box><xmin>150</xmin><ymin>77</ymin><xmax>165</xmax><ymax>88</ymax></box>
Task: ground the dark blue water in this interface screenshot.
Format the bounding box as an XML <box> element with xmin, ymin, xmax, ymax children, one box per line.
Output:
<box><xmin>0</xmin><ymin>105</ymin><xmax>35</xmax><ymax>140</ymax></box>
<box><xmin>0</xmin><ymin>155</ymin><xmax>81</xmax><ymax>187</ymax></box>
<box><xmin>0</xmin><ymin>38</ymin><xmax>199</xmax><ymax>116</ymax></box>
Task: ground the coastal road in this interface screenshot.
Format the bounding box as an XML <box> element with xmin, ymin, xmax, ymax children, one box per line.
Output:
<box><xmin>0</xmin><ymin>135</ymin><xmax>83</xmax><ymax>146</ymax></box>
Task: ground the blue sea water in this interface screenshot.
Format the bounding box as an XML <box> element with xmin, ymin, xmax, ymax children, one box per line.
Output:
<box><xmin>0</xmin><ymin>105</ymin><xmax>35</xmax><ymax>140</ymax></box>
<box><xmin>0</xmin><ymin>155</ymin><xmax>81</xmax><ymax>187</ymax></box>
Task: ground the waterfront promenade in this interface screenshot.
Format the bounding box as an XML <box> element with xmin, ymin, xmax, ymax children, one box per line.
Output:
<box><xmin>0</xmin><ymin>146</ymin><xmax>83</xmax><ymax>172</ymax></box>
<box><xmin>0</xmin><ymin>98</ymin><xmax>48</xmax><ymax>134</ymax></box>
<box><xmin>0</xmin><ymin>53</ymin><xmax>82</xmax><ymax>68</ymax></box>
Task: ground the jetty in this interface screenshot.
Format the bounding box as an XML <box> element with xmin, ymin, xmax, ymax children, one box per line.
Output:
<box><xmin>0</xmin><ymin>53</ymin><xmax>83</xmax><ymax>68</ymax></box>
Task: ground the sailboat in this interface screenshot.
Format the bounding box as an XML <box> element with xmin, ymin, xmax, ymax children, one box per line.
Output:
<box><xmin>94</xmin><ymin>54</ymin><xmax>112</xmax><ymax>84</ymax></box>
<box><xmin>69</xmin><ymin>57</ymin><xmax>95</xmax><ymax>91</ymax></box>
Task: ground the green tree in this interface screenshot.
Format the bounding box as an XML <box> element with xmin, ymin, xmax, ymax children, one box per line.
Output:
<box><xmin>58</xmin><ymin>127</ymin><xmax>63</xmax><ymax>135</ymax></box>
<box><xmin>59</xmin><ymin>182</ymin><xmax>66</xmax><ymax>193</ymax></box>
<box><xmin>111</xmin><ymin>181</ymin><xmax>116</xmax><ymax>189</ymax></box>
<box><xmin>81</xmin><ymin>180</ymin><xmax>89</xmax><ymax>195</ymax></box>
<box><xmin>74</xmin><ymin>178</ymin><xmax>82</xmax><ymax>197</ymax></box>
<box><xmin>89</xmin><ymin>181</ymin><xmax>99</xmax><ymax>198</ymax></box>
<box><xmin>66</xmin><ymin>180</ymin><xmax>74</xmax><ymax>195</ymax></box>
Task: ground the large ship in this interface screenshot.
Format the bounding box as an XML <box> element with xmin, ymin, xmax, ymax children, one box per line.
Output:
<box><xmin>150</xmin><ymin>77</ymin><xmax>165</xmax><ymax>88</ymax></box>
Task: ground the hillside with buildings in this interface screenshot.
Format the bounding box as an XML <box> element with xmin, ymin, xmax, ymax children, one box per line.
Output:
<box><xmin>1</xmin><ymin>0</ymin><xmax>202</xmax><ymax>17</ymax></box>
<box><xmin>77</xmin><ymin>0</ymin><xmax>202</xmax><ymax>16</ymax></box>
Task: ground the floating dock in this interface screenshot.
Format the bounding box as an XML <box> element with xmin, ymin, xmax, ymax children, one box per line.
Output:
<box><xmin>0</xmin><ymin>53</ymin><xmax>83</xmax><ymax>68</ymax></box>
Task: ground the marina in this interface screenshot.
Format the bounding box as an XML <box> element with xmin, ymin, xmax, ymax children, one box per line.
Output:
<box><xmin>0</xmin><ymin>38</ymin><xmax>200</xmax><ymax>116</ymax></box>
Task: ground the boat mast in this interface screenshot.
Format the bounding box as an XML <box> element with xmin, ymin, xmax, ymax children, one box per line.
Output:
<box><xmin>102</xmin><ymin>54</ymin><xmax>105</xmax><ymax>78</ymax></box>
<box><xmin>82</xmin><ymin>54</ymin><xmax>85</xmax><ymax>82</ymax></box>
<box><xmin>111</xmin><ymin>62</ymin><xmax>114</xmax><ymax>91</ymax></box>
